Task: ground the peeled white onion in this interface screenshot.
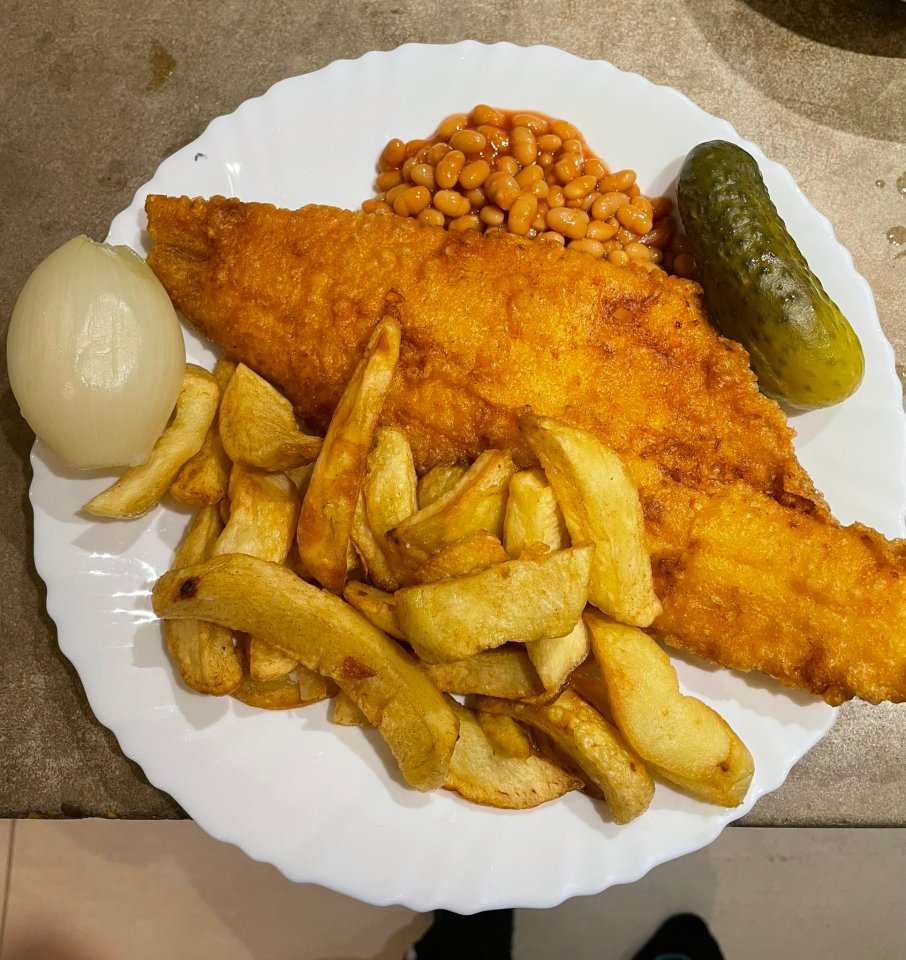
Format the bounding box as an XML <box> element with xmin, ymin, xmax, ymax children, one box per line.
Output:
<box><xmin>7</xmin><ymin>235</ymin><xmax>186</xmax><ymax>469</ymax></box>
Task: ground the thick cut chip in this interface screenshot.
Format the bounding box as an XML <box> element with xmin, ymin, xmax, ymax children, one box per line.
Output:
<box><xmin>396</xmin><ymin>544</ymin><xmax>593</xmax><ymax>663</ymax></box>
<box><xmin>503</xmin><ymin>468</ymin><xmax>569</xmax><ymax>558</ymax></box>
<box><xmin>164</xmin><ymin>505</ymin><xmax>242</xmax><ymax>696</ymax></box>
<box><xmin>342</xmin><ymin>580</ymin><xmax>406</xmax><ymax>640</ymax></box>
<box><xmin>445</xmin><ymin>702</ymin><xmax>582</xmax><ymax>809</ymax></box>
<box><xmin>212</xmin><ymin>464</ymin><xmax>300</xmax><ymax>563</ymax></box>
<box><xmin>502</xmin><ymin>466</ymin><xmax>584</xmax><ymax>691</ymax></box>
<box><xmin>473</xmin><ymin>689</ymin><xmax>655</xmax><ymax>824</ymax></box>
<box><xmin>475</xmin><ymin>712</ymin><xmax>534</xmax><ymax>760</ymax></box>
<box><xmin>171</xmin><ymin>359</ymin><xmax>236</xmax><ymax>506</ymax></box>
<box><xmin>413</xmin><ymin>531</ymin><xmax>509</xmax><ymax>584</ymax></box>
<box><xmin>84</xmin><ymin>364</ymin><xmax>220</xmax><ymax>519</ymax></box>
<box><xmin>526</xmin><ymin>618</ymin><xmax>591</xmax><ymax>694</ymax></box>
<box><xmin>331</xmin><ymin>690</ymin><xmax>368</xmax><ymax>726</ymax></box>
<box><xmin>519</xmin><ymin>414</ymin><xmax>661</xmax><ymax>627</ymax></box>
<box><xmin>296</xmin><ymin>664</ymin><xmax>337</xmax><ymax>703</ymax></box>
<box><xmin>152</xmin><ymin>553</ymin><xmax>459</xmax><ymax>790</ymax></box>
<box><xmin>232</xmin><ymin>673</ymin><xmax>305</xmax><ymax>710</ymax></box>
<box><xmin>389</xmin><ymin>450</ymin><xmax>516</xmax><ymax>574</ymax></box>
<box><xmin>297</xmin><ymin>317</ymin><xmax>401</xmax><ymax>593</ymax></box>
<box><xmin>417</xmin><ymin>462</ymin><xmax>468</xmax><ymax>509</ymax></box>
<box><xmin>219</xmin><ymin>363</ymin><xmax>322</xmax><ymax>470</ymax></box>
<box><xmin>248</xmin><ymin>635</ymin><xmax>298</xmax><ymax>682</ymax></box>
<box><xmin>364</xmin><ymin>426</ymin><xmax>419</xmax><ymax>536</ymax></box>
<box><xmin>351</xmin><ymin>491</ymin><xmax>400</xmax><ymax>591</ymax></box>
<box><xmin>585</xmin><ymin>609</ymin><xmax>754</xmax><ymax>806</ymax></box>
<box><xmin>425</xmin><ymin>646</ymin><xmax>546</xmax><ymax>699</ymax></box>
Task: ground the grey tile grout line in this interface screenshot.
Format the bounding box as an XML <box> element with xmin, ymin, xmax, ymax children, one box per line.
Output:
<box><xmin>0</xmin><ymin>821</ymin><xmax>17</xmax><ymax>957</ymax></box>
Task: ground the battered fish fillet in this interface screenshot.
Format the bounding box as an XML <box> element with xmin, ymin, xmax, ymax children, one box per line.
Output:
<box><xmin>145</xmin><ymin>194</ymin><xmax>906</xmax><ymax>705</ymax></box>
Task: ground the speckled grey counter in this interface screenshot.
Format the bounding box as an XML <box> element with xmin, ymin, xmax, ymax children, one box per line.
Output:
<box><xmin>2</xmin><ymin>0</ymin><xmax>905</xmax><ymax>824</ymax></box>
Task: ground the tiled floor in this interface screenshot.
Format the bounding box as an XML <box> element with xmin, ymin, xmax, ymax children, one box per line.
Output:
<box><xmin>0</xmin><ymin>821</ymin><xmax>904</xmax><ymax>959</ymax></box>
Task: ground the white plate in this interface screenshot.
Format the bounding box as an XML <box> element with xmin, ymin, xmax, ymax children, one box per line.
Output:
<box><xmin>30</xmin><ymin>42</ymin><xmax>906</xmax><ymax>912</ymax></box>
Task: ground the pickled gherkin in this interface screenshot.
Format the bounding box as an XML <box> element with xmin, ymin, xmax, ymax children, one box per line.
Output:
<box><xmin>677</xmin><ymin>140</ymin><xmax>863</xmax><ymax>409</ymax></box>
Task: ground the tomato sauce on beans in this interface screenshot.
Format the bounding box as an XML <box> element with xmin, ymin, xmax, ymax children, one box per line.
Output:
<box><xmin>362</xmin><ymin>105</ymin><xmax>696</xmax><ymax>278</ymax></box>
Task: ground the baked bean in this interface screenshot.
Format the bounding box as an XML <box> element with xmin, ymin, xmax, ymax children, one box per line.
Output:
<box><xmin>511</xmin><ymin>113</ymin><xmax>548</xmax><ymax>134</ymax></box>
<box><xmin>508</xmin><ymin>192</ymin><xmax>538</xmax><ymax>235</ymax></box>
<box><xmin>365</xmin><ymin>107</ymin><xmax>688</xmax><ymax>275</ymax></box>
<box><xmin>379</xmin><ymin>138</ymin><xmax>407</xmax><ymax>171</ymax></box>
<box><xmin>486</xmin><ymin>174</ymin><xmax>521</xmax><ymax>210</ymax></box>
<box><xmin>362</xmin><ymin>198</ymin><xmax>393</xmax><ymax>214</ymax></box>
<box><xmin>460</xmin><ymin>159</ymin><xmax>491</xmax><ymax>190</ymax></box>
<box><xmin>591</xmin><ymin>191</ymin><xmax>630</xmax><ymax>221</ymax></box>
<box><xmin>480</xmin><ymin>204</ymin><xmax>505</xmax><ymax>226</ymax></box>
<box><xmin>478</xmin><ymin>125</ymin><xmax>510</xmax><ymax>152</ymax></box>
<box><xmin>670</xmin><ymin>233</ymin><xmax>692</xmax><ymax>255</ymax></box>
<box><xmin>600</xmin><ymin>169</ymin><xmax>637</xmax><ymax>193</ymax></box>
<box><xmin>624</xmin><ymin>241</ymin><xmax>652</xmax><ymax>261</ymax></box>
<box><xmin>437</xmin><ymin>113</ymin><xmax>469</xmax><ymax>140</ymax></box>
<box><xmin>449</xmin><ymin>129</ymin><xmax>487</xmax><ymax>154</ymax></box>
<box><xmin>418</xmin><ymin>207</ymin><xmax>445</xmax><ymax>227</ymax></box>
<box><xmin>554</xmin><ymin>154</ymin><xmax>583</xmax><ymax>185</ymax></box>
<box><xmin>587</xmin><ymin>220</ymin><xmax>619</xmax><ymax>242</ymax></box>
<box><xmin>546</xmin><ymin>206</ymin><xmax>589</xmax><ymax>240</ymax></box>
<box><xmin>385</xmin><ymin>183</ymin><xmax>410</xmax><ymax>206</ymax></box>
<box><xmin>630</xmin><ymin>195</ymin><xmax>654</xmax><ymax>219</ymax></box>
<box><xmin>410</xmin><ymin>164</ymin><xmax>435</xmax><ymax>189</ymax></box>
<box><xmin>550</xmin><ymin>118</ymin><xmax>580</xmax><ymax>140</ymax></box>
<box><xmin>511</xmin><ymin>126</ymin><xmax>539</xmax><ymax>166</ymax></box>
<box><xmin>564</xmin><ymin>175</ymin><xmax>598</xmax><ymax>200</ymax></box>
<box><xmin>394</xmin><ymin>185</ymin><xmax>431</xmax><ymax>217</ymax></box>
<box><xmin>376</xmin><ymin>170</ymin><xmax>403</xmax><ymax>191</ymax></box>
<box><xmin>433</xmin><ymin>189</ymin><xmax>471</xmax><ymax>218</ymax></box>
<box><xmin>584</xmin><ymin>157</ymin><xmax>608</xmax><ymax>180</ymax></box>
<box><xmin>673</xmin><ymin>253</ymin><xmax>697</xmax><ymax>278</ymax></box>
<box><xmin>616</xmin><ymin>204</ymin><xmax>653</xmax><ymax>235</ymax></box>
<box><xmin>465</xmin><ymin>187</ymin><xmax>487</xmax><ymax>209</ymax></box>
<box><xmin>569</xmin><ymin>238</ymin><xmax>605</xmax><ymax>258</ymax></box>
<box><xmin>448</xmin><ymin>214</ymin><xmax>481</xmax><ymax>232</ymax></box>
<box><xmin>640</xmin><ymin>221</ymin><xmax>674</xmax><ymax>249</ymax></box>
<box><xmin>427</xmin><ymin>142</ymin><xmax>450</xmax><ymax>165</ymax></box>
<box><xmin>405</xmin><ymin>138</ymin><xmax>430</xmax><ymax>159</ymax></box>
<box><xmin>515</xmin><ymin>163</ymin><xmax>544</xmax><ymax>189</ymax></box>
<box><xmin>436</xmin><ymin>150</ymin><xmax>466</xmax><ymax>188</ymax></box>
<box><xmin>496</xmin><ymin>155</ymin><xmax>521</xmax><ymax>176</ymax></box>
<box><xmin>650</xmin><ymin>196</ymin><xmax>673</xmax><ymax>220</ymax></box>
<box><xmin>471</xmin><ymin>104</ymin><xmax>506</xmax><ymax>126</ymax></box>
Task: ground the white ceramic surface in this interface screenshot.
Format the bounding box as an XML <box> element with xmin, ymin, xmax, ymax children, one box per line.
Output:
<box><xmin>30</xmin><ymin>42</ymin><xmax>906</xmax><ymax>913</ymax></box>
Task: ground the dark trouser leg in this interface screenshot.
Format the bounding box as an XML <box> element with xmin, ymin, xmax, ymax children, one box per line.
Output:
<box><xmin>629</xmin><ymin>913</ymin><xmax>726</xmax><ymax>960</ymax></box>
<box><xmin>409</xmin><ymin>909</ymin><xmax>514</xmax><ymax>960</ymax></box>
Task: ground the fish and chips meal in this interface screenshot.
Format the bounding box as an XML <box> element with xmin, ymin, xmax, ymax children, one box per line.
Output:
<box><xmin>8</xmin><ymin>104</ymin><xmax>903</xmax><ymax>827</ymax></box>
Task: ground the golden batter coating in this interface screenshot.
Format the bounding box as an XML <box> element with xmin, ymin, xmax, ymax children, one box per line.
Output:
<box><xmin>146</xmin><ymin>194</ymin><xmax>906</xmax><ymax>704</ymax></box>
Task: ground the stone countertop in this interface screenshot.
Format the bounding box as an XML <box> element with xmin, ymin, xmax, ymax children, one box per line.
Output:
<box><xmin>2</xmin><ymin>0</ymin><xmax>905</xmax><ymax>825</ymax></box>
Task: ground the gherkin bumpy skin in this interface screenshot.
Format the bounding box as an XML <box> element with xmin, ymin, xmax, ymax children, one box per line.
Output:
<box><xmin>677</xmin><ymin>140</ymin><xmax>864</xmax><ymax>409</ymax></box>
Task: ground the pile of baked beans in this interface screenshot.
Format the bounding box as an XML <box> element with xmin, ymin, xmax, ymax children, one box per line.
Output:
<box><xmin>362</xmin><ymin>105</ymin><xmax>697</xmax><ymax>279</ymax></box>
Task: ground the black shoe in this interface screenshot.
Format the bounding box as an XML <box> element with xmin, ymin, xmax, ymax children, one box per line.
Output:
<box><xmin>406</xmin><ymin>909</ymin><xmax>514</xmax><ymax>960</ymax></box>
<box><xmin>629</xmin><ymin>913</ymin><xmax>726</xmax><ymax>960</ymax></box>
